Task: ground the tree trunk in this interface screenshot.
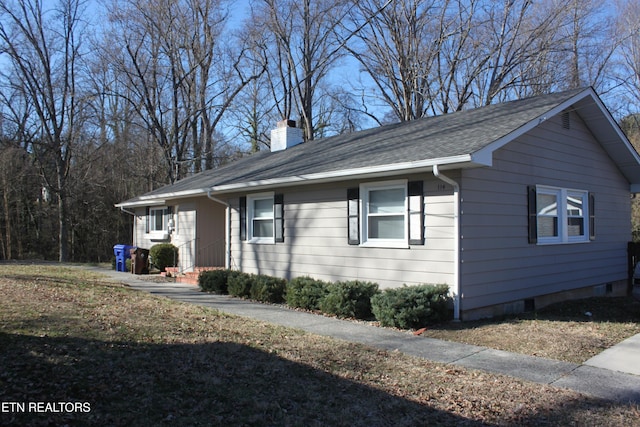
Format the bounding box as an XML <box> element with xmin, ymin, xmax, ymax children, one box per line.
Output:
<box><xmin>2</xmin><ymin>174</ymin><xmax>11</xmax><ymax>260</ymax></box>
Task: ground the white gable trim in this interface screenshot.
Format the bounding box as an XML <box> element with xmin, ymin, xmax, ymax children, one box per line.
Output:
<box><xmin>472</xmin><ymin>87</ymin><xmax>640</xmax><ymax>190</ymax></box>
<box><xmin>472</xmin><ymin>89</ymin><xmax>597</xmax><ymax>164</ymax></box>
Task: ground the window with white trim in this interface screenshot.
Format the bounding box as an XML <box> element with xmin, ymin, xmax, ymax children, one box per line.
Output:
<box><xmin>240</xmin><ymin>193</ymin><xmax>284</xmax><ymax>244</ymax></box>
<box><xmin>363</xmin><ymin>183</ymin><xmax>407</xmax><ymax>245</ymax></box>
<box><xmin>347</xmin><ymin>180</ymin><xmax>424</xmax><ymax>248</ymax></box>
<box><xmin>250</xmin><ymin>194</ymin><xmax>274</xmax><ymax>242</ymax></box>
<box><xmin>147</xmin><ymin>207</ymin><xmax>169</xmax><ymax>232</ymax></box>
<box><xmin>528</xmin><ymin>185</ymin><xmax>592</xmax><ymax>244</ymax></box>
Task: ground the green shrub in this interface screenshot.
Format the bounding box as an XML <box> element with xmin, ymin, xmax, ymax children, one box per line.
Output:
<box><xmin>250</xmin><ymin>274</ymin><xmax>287</xmax><ymax>303</ymax></box>
<box><xmin>371</xmin><ymin>284</ymin><xmax>451</xmax><ymax>329</ymax></box>
<box><xmin>199</xmin><ymin>269</ymin><xmax>232</xmax><ymax>294</ymax></box>
<box><xmin>286</xmin><ymin>276</ymin><xmax>330</xmax><ymax>310</ymax></box>
<box><xmin>227</xmin><ymin>271</ymin><xmax>254</xmax><ymax>298</ymax></box>
<box><xmin>125</xmin><ymin>258</ymin><xmax>132</xmax><ymax>272</ymax></box>
<box><xmin>149</xmin><ymin>243</ymin><xmax>178</xmax><ymax>272</ymax></box>
<box><xmin>319</xmin><ymin>280</ymin><xmax>379</xmax><ymax>319</ymax></box>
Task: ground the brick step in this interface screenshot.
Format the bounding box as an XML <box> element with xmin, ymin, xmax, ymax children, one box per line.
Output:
<box><xmin>172</xmin><ymin>266</ymin><xmax>223</xmax><ymax>285</ymax></box>
<box><xmin>193</xmin><ymin>266</ymin><xmax>223</xmax><ymax>274</ymax></box>
<box><xmin>164</xmin><ymin>267</ymin><xmax>179</xmax><ymax>277</ymax></box>
<box><xmin>176</xmin><ymin>275</ymin><xmax>199</xmax><ymax>285</ymax></box>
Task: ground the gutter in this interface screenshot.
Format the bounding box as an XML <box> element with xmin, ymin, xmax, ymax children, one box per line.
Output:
<box><xmin>119</xmin><ymin>206</ymin><xmax>136</xmax><ymax>216</ymax></box>
<box><xmin>433</xmin><ymin>165</ymin><xmax>461</xmax><ymax>321</ymax></box>
<box><xmin>115</xmin><ymin>155</ymin><xmax>480</xmax><ymax>209</ymax></box>
<box><xmin>207</xmin><ymin>190</ymin><xmax>231</xmax><ymax>270</ymax></box>
<box><xmin>208</xmin><ymin>154</ymin><xmax>475</xmax><ymax>195</ymax></box>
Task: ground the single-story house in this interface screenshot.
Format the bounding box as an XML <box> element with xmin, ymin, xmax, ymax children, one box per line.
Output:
<box><xmin>116</xmin><ymin>87</ymin><xmax>640</xmax><ymax>320</ymax></box>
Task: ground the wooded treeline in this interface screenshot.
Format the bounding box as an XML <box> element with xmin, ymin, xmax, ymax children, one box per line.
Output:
<box><xmin>0</xmin><ymin>0</ymin><xmax>639</xmax><ymax>262</ymax></box>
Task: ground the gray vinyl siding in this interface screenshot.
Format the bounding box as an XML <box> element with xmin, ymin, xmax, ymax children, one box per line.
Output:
<box><xmin>459</xmin><ymin>110</ymin><xmax>631</xmax><ymax>311</ymax></box>
<box><xmin>229</xmin><ymin>178</ymin><xmax>456</xmax><ymax>289</ymax></box>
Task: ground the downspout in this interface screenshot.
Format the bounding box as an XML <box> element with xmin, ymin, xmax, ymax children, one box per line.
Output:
<box><xmin>433</xmin><ymin>165</ymin><xmax>461</xmax><ymax>321</ymax></box>
<box><xmin>207</xmin><ymin>190</ymin><xmax>231</xmax><ymax>270</ymax></box>
<box><xmin>119</xmin><ymin>206</ymin><xmax>137</xmax><ymax>246</ymax></box>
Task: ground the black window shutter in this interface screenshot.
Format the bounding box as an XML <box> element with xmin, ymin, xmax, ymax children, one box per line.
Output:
<box><xmin>527</xmin><ymin>186</ymin><xmax>537</xmax><ymax>244</ymax></box>
<box><xmin>239</xmin><ymin>196</ymin><xmax>247</xmax><ymax>241</ymax></box>
<box><xmin>274</xmin><ymin>194</ymin><xmax>284</xmax><ymax>243</ymax></box>
<box><xmin>408</xmin><ymin>181</ymin><xmax>424</xmax><ymax>245</ymax></box>
<box><xmin>347</xmin><ymin>188</ymin><xmax>360</xmax><ymax>245</ymax></box>
<box><xmin>145</xmin><ymin>207</ymin><xmax>150</xmax><ymax>233</ymax></box>
<box><xmin>589</xmin><ymin>193</ymin><xmax>595</xmax><ymax>241</ymax></box>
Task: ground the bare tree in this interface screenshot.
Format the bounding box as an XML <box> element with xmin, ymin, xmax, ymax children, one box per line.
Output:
<box><xmin>615</xmin><ymin>0</ymin><xmax>640</xmax><ymax>111</ymax></box>
<box><xmin>558</xmin><ymin>0</ymin><xmax>619</xmax><ymax>91</ymax></box>
<box><xmin>253</xmin><ymin>0</ymin><xmax>352</xmax><ymax>141</ymax></box>
<box><xmin>347</xmin><ymin>0</ymin><xmax>448</xmax><ymax>121</ymax></box>
<box><xmin>0</xmin><ymin>0</ymin><xmax>89</xmax><ymax>261</ymax></box>
<box><xmin>347</xmin><ymin>0</ymin><xmax>562</xmax><ymax>118</ymax></box>
<box><xmin>104</xmin><ymin>0</ymin><xmax>264</xmax><ymax>183</ymax></box>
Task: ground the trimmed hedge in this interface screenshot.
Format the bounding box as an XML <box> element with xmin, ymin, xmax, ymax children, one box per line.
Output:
<box><xmin>250</xmin><ymin>274</ymin><xmax>287</xmax><ymax>303</ymax></box>
<box><xmin>149</xmin><ymin>243</ymin><xmax>178</xmax><ymax>272</ymax></box>
<box><xmin>371</xmin><ymin>284</ymin><xmax>451</xmax><ymax>329</ymax></box>
<box><xmin>199</xmin><ymin>269</ymin><xmax>231</xmax><ymax>294</ymax></box>
<box><xmin>225</xmin><ymin>271</ymin><xmax>286</xmax><ymax>303</ymax></box>
<box><xmin>198</xmin><ymin>269</ymin><xmax>450</xmax><ymax>330</ymax></box>
<box><xmin>286</xmin><ymin>276</ymin><xmax>330</xmax><ymax>310</ymax></box>
<box><xmin>227</xmin><ymin>271</ymin><xmax>254</xmax><ymax>299</ymax></box>
<box><xmin>319</xmin><ymin>280</ymin><xmax>379</xmax><ymax>320</ymax></box>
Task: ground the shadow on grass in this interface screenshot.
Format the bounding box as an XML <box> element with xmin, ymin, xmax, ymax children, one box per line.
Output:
<box><xmin>0</xmin><ymin>328</ymin><xmax>479</xmax><ymax>427</ymax></box>
<box><xmin>2</xmin><ymin>310</ymin><xmax>636</xmax><ymax>426</ymax></box>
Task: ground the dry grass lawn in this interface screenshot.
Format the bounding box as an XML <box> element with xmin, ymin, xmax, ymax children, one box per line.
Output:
<box><xmin>421</xmin><ymin>296</ymin><xmax>640</xmax><ymax>364</ymax></box>
<box><xmin>0</xmin><ymin>264</ymin><xmax>639</xmax><ymax>426</ymax></box>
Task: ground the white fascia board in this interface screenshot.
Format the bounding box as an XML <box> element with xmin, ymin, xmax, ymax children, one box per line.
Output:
<box><xmin>115</xmin><ymin>188</ymin><xmax>209</xmax><ymax>208</ymax></box>
<box><xmin>209</xmin><ymin>155</ymin><xmax>475</xmax><ymax>194</ymax></box>
<box><xmin>115</xmin><ymin>199</ymin><xmax>166</xmax><ymax>208</ymax></box>
<box><xmin>138</xmin><ymin>188</ymin><xmax>208</xmax><ymax>201</ymax></box>
<box><xmin>473</xmin><ymin>88</ymin><xmax>596</xmax><ymax>162</ymax></box>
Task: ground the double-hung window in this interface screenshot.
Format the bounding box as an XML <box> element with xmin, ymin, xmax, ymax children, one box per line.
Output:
<box><xmin>348</xmin><ymin>180</ymin><xmax>424</xmax><ymax>248</ymax></box>
<box><xmin>145</xmin><ymin>206</ymin><xmax>172</xmax><ymax>241</ymax></box>
<box><xmin>146</xmin><ymin>206</ymin><xmax>170</xmax><ymax>233</ymax></box>
<box><xmin>528</xmin><ymin>185</ymin><xmax>593</xmax><ymax>244</ymax></box>
<box><xmin>240</xmin><ymin>193</ymin><xmax>284</xmax><ymax>244</ymax></box>
<box><xmin>250</xmin><ymin>195</ymin><xmax>274</xmax><ymax>242</ymax></box>
<box><xmin>149</xmin><ymin>207</ymin><xmax>168</xmax><ymax>232</ymax></box>
<box><xmin>364</xmin><ymin>182</ymin><xmax>407</xmax><ymax>246</ymax></box>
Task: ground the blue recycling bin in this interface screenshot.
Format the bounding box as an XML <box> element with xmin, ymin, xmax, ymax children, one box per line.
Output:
<box><xmin>113</xmin><ymin>244</ymin><xmax>135</xmax><ymax>272</ymax></box>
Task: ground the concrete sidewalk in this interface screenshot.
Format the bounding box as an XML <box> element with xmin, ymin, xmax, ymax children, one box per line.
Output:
<box><xmin>92</xmin><ymin>267</ymin><xmax>640</xmax><ymax>404</ymax></box>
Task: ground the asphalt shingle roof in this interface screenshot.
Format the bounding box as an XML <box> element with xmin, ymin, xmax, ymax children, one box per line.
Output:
<box><xmin>118</xmin><ymin>88</ymin><xmax>591</xmax><ymax>205</ymax></box>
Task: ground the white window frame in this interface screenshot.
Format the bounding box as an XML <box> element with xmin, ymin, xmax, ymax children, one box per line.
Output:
<box><xmin>361</xmin><ymin>180</ymin><xmax>408</xmax><ymax>248</ymax></box>
<box><xmin>248</xmin><ymin>193</ymin><xmax>275</xmax><ymax>244</ymax></box>
<box><xmin>149</xmin><ymin>206</ymin><xmax>169</xmax><ymax>232</ymax></box>
<box><xmin>536</xmin><ymin>185</ymin><xmax>589</xmax><ymax>245</ymax></box>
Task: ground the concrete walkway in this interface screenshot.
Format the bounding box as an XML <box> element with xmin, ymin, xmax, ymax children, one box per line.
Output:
<box><xmin>91</xmin><ymin>267</ymin><xmax>640</xmax><ymax>404</ymax></box>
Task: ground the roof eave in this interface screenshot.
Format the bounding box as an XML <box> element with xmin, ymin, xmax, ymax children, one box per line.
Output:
<box><xmin>209</xmin><ymin>155</ymin><xmax>481</xmax><ymax>195</ymax></box>
<box><xmin>114</xmin><ymin>188</ymin><xmax>210</xmax><ymax>208</ymax></box>
<box><xmin>115</xmin><ymin>199</ymin><xmax>166</xmax><ymax>209</ymax></box>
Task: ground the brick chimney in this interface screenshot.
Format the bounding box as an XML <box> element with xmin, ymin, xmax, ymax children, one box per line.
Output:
<box><xmin>270</xmin><ymin>119</ymin><xmax>303</xmax><ymax>152</ymax></box>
